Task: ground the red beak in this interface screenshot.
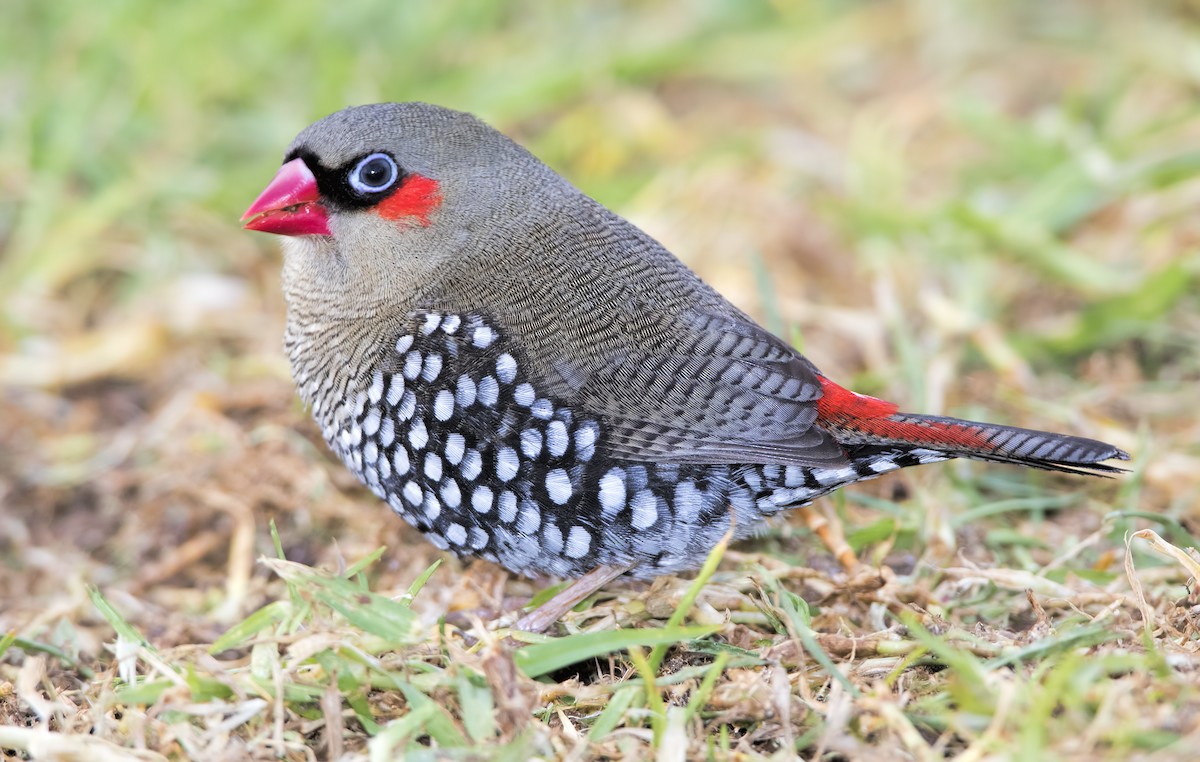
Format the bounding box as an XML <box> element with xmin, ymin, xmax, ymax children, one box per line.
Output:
<box><xmin>242</xmin><ymin>159</ymin><xmax>332</xmax><ymax>236</ymax></box>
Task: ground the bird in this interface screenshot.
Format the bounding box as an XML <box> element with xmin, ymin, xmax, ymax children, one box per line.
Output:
<box><xmin>242</xmin><ymin>102</ymin><xmax>1129</xmax><ymax>632</ymax></box>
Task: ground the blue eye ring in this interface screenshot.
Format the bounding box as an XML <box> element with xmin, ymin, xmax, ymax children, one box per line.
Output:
<box><xmin>348</xmin><ymin>153</ymin><xmax>399</xmax><ymax>194</ymax></box>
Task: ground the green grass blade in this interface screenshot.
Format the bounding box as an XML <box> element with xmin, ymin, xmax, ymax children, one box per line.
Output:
<box><xmin>648</xmin><ymin>530</ymin><xmax>729</xmax><ymax>673</ymax></box>
<box><xmin>587</xmin><ymin>685</ymin><xmax>640</xmax><ymax>743</ymax></box>
<box><xmin>515</xmin><ymin>625</ymin><xmax>718</xmax><ymax>679</ymax></box>
<box><xmin>209</xmin><ymin>600</ymin><xmax>290</xmax><ymax>654</ymax></box>
<box><xmin>401</xmin><ymin>559</ymin><xmax>443</xmax><ymax>604</ymax></box>
<box><xmin>87</xmin><ymin>586</ymin><xmax>153</xmax><ymax>651</ymax></box>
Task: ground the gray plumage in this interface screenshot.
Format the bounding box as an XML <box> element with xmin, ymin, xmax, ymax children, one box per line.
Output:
<box><xmin>247</xmin><ymin>102</ymin><xmax>1129</xmax><ymax>581</ymax></box>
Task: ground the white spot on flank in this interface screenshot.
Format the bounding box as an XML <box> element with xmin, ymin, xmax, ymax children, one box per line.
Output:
<box><xmin>545</xmin><ymin>468</ymin><xmax>572</xmax><ymax>505</ymax></box>
<box><xmin>513</xmin><ymin>383</ymin><xmax>535</xmax><ymax>407</ymax></box>
<box><xmin>446</xmin><ymin>523</ymin><xmax>467</xmax><ymax>545</ymax></box>
<box><xmin>546</xmin><ymin>420</ymin><xmax>569</xmax><ymax>457</ymax></box>
<box><xmin>520</xmin><ymin>428</ymin><xmax>543</xmax><ymax>459</ymax></box>
<box><xmin>361</xmin><ymin>409</ymin><xmax>381</xmax><ymax>437</ymax></box>
<box><xmin>403</xmin><ymin>351</ymin><xmax>422</xmax><ymax>380</ymax></box>
<box><xmin>395</xmin><ymin>334</ymin><xmax>414</xmax><ymax>353</ymax></box>
<box><xmin>542</xmin><ymin>523</ymin><xmax>563</xmax><ymax>555</ymax></box>
<box><xmin>477</xmin><ymin>376</ymin><xmax>499</xmax><ymax>406</ymax></box>
<box><xmin>362</xmin><ymin>441</ymin><xmax>378</xmax><ymax>465</ymax></box>
<box><xmin>367</xmin><ymin>370</ymin><xmax>384</xmax><ymax>404</ymax></box>
<box><xmin>423</xmin><ymin>492</ymin><xmax>441</xmax><ymax>520</ymax></box>
<box><xmin>674</xmin><ymin>480</ymin><xmax>703</xmax><ymax>523</ymax></box>
<box><xmin>408</xmin><ymin>418</ymin><xmax>428</xmax><ymax>450</ymax></box>
<box><xmin>354</xmin><ymin>391</ymin><xmax>367</xmax><ymax>417</ymax></box>
<box><xmin>397</xmin><ymin>390</ymin><xmax>416</xmax><ymax>421</ymax></box>
<box><xmin>469</xmin><ymin>527</ymin><xmax>488</xmax><ymax>549</ymax></box>
<box><xmin>387</xmin><ymin>375</ymin><xmax>405</xmax><ymax>406</ymax></box>
<box><xmin>496</xmin><ymin>447</ymin><xmax>519</xmax><ymax>481</ymax></box>
<box><xmin>741</xmin><ymin>469</ymin><xmax>762</xmax><ymax>492</ymax></box>
<box><xmin>443</xmin><ymin>433</ymin><xmax>465</xmax><ymax>465</ymax></box>
<box><xmin>423</xmin><ymin>452</ymin><xmax>442</xmax><ymax>481</ymax></box>
<box><xmin>433</xmin><ymin>390</ymin><xmax>455</xmax><ymax>421</ymax></box>
<box><xmin>421</xmin><ymin>313</ymin><xmax>442</xmax><ymax>335</ymax></box>
<box><xmin>377</xmin><ymin>455</ymin><xmax>391</xmax><ymax>480</ymax></box>
<box><xmin>421</xmin><ymin>353</ymin><xmax>443</xmax><ymax>382</ymax></box>
<box><xmin>630</xmin><ymin>489</ymin><xmax>658</xmax><ymax>529</ymax></box>
<box><xmin>868</xmin><ymin>459</ymin><xmax>898</xmax><ymax>473</ymax></box>
<box><xmin>440</xmin><ymin>479</ymin><xmax>461</xmax><ymax>508</ymax></box>
<box><xmin>565</xmin><ymin>526</ymin><xmax>591</xmax><ymax>558</ymax></box>
<box><xmin>496</xmin><ymin>354</ymin><xmax>517</xmax><ymax>384</ymax></box>
<box><xmin>441</xmin><ymin>314</ymin><xmax>461</xmax><ymax>334</ymax></box>
<box><xmin>426</xmin><ymin>533</ymin><xmax>449</xmax><ymax>550</ymax></box>
<box><xmin>598</xmin><ymin>468</ymin><xmax>627</xmax><ymax>516</ymax></box>
<box><xmin>574</xmin><ymin>422</ymin><xmax>598</xmax><ymax>461</ymax></box>
<box><xmin>471</xmin><ymin>485</ymin><xmax>494</xmax><ymax>514</ymax></box>
<box><xmin>455</xmin><ymin>375</ymin><xmax>476</xmax><ymax>407</ymax></box>
<box><xmin>386</xmin><ymin>494</ymin><xmax>405</xmax><ymax>515</ymax></box>
<box><xmin>498</xmin><ymin>491</ymin><xmax>518</xmax><ymax>523</ymax></box>
<box><xmin>403</xmin><ymin>480</ymin><xmax>422</xmax><ymax>506</ymax></box>
<box><xmin>517</xmin><ymin>503</ymin><xmax>541</xmax><ymax>534</ymax></box>
<box><xmin>530</xmin><ymin>399</ymin><xmax>553</xmax><ymax>420</ymax></box>
<box><xmin>816</xmin><ymin>466</ymin><xmax>857</xmax><ymax>486</ymax></box>
<box><xmin>472</xmin><ymin>325</ymin><xmax>496</xmax><ymax>348</ymax></box>
<box><xmin>460</xmin><ymin>449</ymin><xmax>482</xmax><ymax>480</ymax></box>
<box><xmin>393</xmin><ymin>447</ymin><xmax>410</xmax><ymax>475</ymax></box>
<box><xmin>378</xmin><ymin>416</ymin><xmax>395</xmax><ymax>448</ymax></box>
<box><xmin>784</xmin><ymin>465</ymin><xmax>804</xmax><ymax>487</ymax></box>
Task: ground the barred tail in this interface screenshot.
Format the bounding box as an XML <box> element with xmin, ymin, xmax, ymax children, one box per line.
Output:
<box><xmin>862</xmin><ymin>412</ymin><xmax>1130</xmax><ymax>476</ymax></box>
<box><xmin>814</xmin><ymin>376</ymin><xmax>1130</xmax><ymax>476</ymax></box>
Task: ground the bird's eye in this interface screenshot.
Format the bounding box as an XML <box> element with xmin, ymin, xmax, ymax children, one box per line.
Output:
<box><xmin>348</xmin><ymin>153</ymin><xmax>399</xmax><ymax>194</ymax></box>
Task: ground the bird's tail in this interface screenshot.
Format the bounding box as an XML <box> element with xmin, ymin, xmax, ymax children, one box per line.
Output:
<box><xmin>815</xmin><ymin>377</ymin><xmax>1130</xmax><ymax>476</ymax></box>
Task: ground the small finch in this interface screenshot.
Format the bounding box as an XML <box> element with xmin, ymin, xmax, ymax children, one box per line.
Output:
<box><xmin>244</xmin><ymin>103</ymin><xmax>1128</xmax><ymax>630</ymax></box>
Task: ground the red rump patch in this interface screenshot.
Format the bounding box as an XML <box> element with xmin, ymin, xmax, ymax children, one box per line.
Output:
<box><xmin>375</xmin><ymin>174</ymin><xmax>442</xmax><ymax>226</ymax></box>
<box><xmin>815</xmin><ymin>375</ymin><xmax>898</xmax><ymax>421</ymax></box>
<box><xmin>815</xmin><ymin>375</ymin><xmax>992</xmax><ymax>450</ymax></box>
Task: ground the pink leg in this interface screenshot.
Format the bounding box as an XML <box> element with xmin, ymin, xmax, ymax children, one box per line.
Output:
<box><xmin>797</xmin><ymin>503</ymin><xmax>860</xmax><ymax>571</ymax></box>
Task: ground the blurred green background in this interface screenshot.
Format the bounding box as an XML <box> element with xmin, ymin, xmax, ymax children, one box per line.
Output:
<box><xmin>5</xmin><ymin>0</ymin><xmax>1198</xmax><ymax>348</ymax></box>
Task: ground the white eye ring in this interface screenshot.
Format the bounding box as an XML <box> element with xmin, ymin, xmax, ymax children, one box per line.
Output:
<box><xmin>348</xmin><ymin>153</ymin><xmax>399</xmax><ymax>194</ymax></box>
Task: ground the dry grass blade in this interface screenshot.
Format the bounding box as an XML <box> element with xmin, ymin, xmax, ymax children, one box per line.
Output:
<box><xmin>1131</xmin><ymin>529</ymin><xmax>1200</xmax><ymax>581</ymax></box>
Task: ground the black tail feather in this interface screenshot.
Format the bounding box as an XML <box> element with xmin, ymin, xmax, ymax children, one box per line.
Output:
<box><xmin>846</xmin><ymin>412</ymin><xmax>1130</xmax><ymax>477</ymax></box>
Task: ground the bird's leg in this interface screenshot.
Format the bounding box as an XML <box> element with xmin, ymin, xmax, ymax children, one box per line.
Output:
<box><xmin>796</xmin><ymin>502</ymin><xmax>860</xmax><ymax>572</ymax></box>
<box><xmin>513</xmin><ymin>564</ymin><xmax>633</xmax><ymax>633</ymax></box>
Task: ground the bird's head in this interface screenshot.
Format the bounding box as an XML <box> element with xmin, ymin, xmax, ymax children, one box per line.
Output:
<box><xmin>243</xmin><ymin>102</ymin><xmax>555</xmax><ymax>313</ymax></box>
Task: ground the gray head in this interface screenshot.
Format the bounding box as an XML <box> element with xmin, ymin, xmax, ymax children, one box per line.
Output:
<box><xmin>243</xmin><ymin>102</ymin><xmax>568</xmax><ymax>316</ymax></box>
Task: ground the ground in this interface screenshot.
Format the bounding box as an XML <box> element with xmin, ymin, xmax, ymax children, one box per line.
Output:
<box><xmin>2</xmin><ymin>1</ymin><xmax>1199</xmax><ymax>760</ymax></box>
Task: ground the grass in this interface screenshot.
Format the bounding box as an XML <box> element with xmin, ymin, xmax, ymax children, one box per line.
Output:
<box><xmin>2</xmin><ymin>0</ymin><xmax>1199</xmax><ymax>759</ymax></box>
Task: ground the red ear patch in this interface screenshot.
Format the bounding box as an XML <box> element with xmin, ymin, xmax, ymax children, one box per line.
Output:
<box><xmin>375</xmin><ymin>174</ymin><xmax>442</xmax><ymax>226</ymax></box>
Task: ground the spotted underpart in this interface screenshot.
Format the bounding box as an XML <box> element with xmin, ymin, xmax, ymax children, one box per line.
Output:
<box><xmin>298</xmin><ymin>310</ymin><xmax>948</xmax><ymax>579</ymax></box>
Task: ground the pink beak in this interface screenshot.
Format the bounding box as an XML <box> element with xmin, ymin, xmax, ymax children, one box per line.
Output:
<box><xmin>242</xmin><ymin>159</ymin><xmax>332</xmax><ymax>236</ymax></box>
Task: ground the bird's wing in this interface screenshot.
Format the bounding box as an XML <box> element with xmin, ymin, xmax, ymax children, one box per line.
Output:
<box><xmin>566</xmin><ymin>310</ymin><xmax>850</xmax><ymax>468</ymax></box>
